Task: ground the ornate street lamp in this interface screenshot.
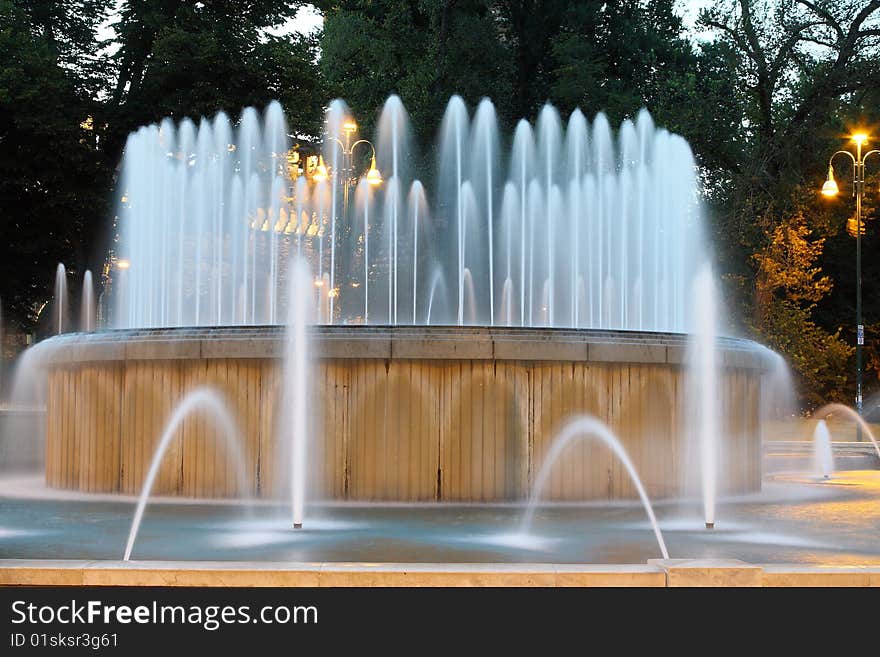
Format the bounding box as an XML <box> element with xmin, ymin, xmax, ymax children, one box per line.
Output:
<box><xmin>321</xmin><ymin>121</ymin><xmax>382</xmax><ymax>317</ymax></box>
<box><xmin>821</xmin><ymin>132</ymin><xmax>879</xmax><ymax>436</ymax></box>
<box><xmin>328</xmin><ymin>121</ymin><xmax>382</xmax><ymax>216</ymax></box>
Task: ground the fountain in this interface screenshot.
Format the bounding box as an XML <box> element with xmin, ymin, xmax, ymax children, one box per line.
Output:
<box><xmin>814</xmin><ymin>403</ymin><xmax>880</xmax><ymax>460</ymax></box>
<box><xmin>123</xmin><ymin>387</ymin><xmax>247</xmax><ymax>560</ymax></box>
<box><xmin>686</xmin><ymin>264</ymin><xmax>721</xmax><ymax>529</ymax></box>
<box><xmin>53</xmin><ymin>263</ymin><xmax>67</xmax><ymax>334</ymax></box>
<box><xmin>11</xmin><ymin>90</ymin><xmax>878</xmax><ymax>582</ymax></box>
<box><xmin>9</xmin><ymin>94</ymin><xmax>769</xmax><ymax>508</ymax></box>
<box><xmin>80</xmin><ymin>270</ymin><xmax>95</xmax><ymax>332</ymax></box>
<box><xmin>278</xmin><ymin>258</ymin><xmax>313</xmax><ymax>529</ymax></box>
<box><xmin>521</xmin><ymin>415</ymin><xmax>669</xmax><ymax>559</ymax></box>
<box><xmin>111</xmin><ymin>96</ymin><xmax>702</xmax><ymax>331</ymax></box>
<box><xmin>812</xmin><ymin>420</ymin><xmax>835</xmax><ymax>479</ymax></box>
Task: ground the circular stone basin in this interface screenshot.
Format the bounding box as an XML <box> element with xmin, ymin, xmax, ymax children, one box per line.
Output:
<box><xmin>34</xmin><ymin>326</ymin><xmax>767</xmax><ymax>502</ymax></box>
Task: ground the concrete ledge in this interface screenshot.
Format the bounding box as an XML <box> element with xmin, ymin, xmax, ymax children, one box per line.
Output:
<box><xmin>589</xmin><ymin>342</ymin><xmax>667</xmax><ymax>364</ymax></box>
<box><xmin>321</xmin><ymin>336</ymin><xmax>392</xmax><ymax>359</ymax></box>
<box><xmin>35</xmin><ymin>326</ymin><xmax>770</xmax><ymax>369</ymax></box>
<box><xmin>648</xmin><ymin>559</ymin><xmax>763</xmax><ymax>587</ymax></box>
<box><xmin>0</xmin><ymin>560</ymin><xmax>665</xmax><ymax>588</ymax></box>
<box><xmin>492</xmin><ymin>336</ymin><xmax>588</xmax><ymax>361</ymax></box>
<box><xmin>199</xmin><ymin>337</ymin><xmax>279</xmax><ymax>359</ymax></box>
<box><xmin>3</xmin><ymin>560</ymin><xmax>880</xmax><ymax>587</ymax></box>
<box><xmin>124</xmin><ymin>339</ymin><xmax>201</xmax><ymax>360</ymax></box>
<box><xmin>391</xmin><ymin>336</ymin><xmax>493</xmax><ymax>360</ymax></box>
<box><xmin>761</xmin><ymin>565</ymin><xmax>880</xmax><ymax>587</ymax></box>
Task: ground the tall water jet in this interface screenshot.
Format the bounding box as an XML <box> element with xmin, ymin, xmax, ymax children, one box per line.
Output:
<box><xmin>376</xmin><ymin>95</ymin><xmax>413</xmax><ymax>325</ymax></box>
<box><xmin>437</xmin><ymin>96</ymin><xmax>469</xmax><ymax>326</ymax></box>
<box><xmin>382</xmin><ymin>177</ymin><xmax>402</xmax><ymax>324</ymax></box>
<box><xmin>53</xmin><ymin>264</ymin><xmax>67</xmax><ymax>335</ymax></box>
<box><xmin>510</xmin><ymin>120</ymin><xmax>535</xmax><ymax>326</ymax></box>
<box><xmin>499</xmin><ymin>278</ymin><xmax>515</xmax><ymax>326</ymax></box>
<box><xmin>114</xmin><ymin>102</ymin><xmax>287</xmax><ymax>328</ymax></box>
<box><xmin>470</xmin><ymin>99</ymin><xmax>499</xmax><ymax>325</ymax></box>
<box><xmin>459</xmin><ymin>183</ymin><xmax>485</xmax><ymax>323</ymax></box>
<box><xmin>536</xmin><ymin>105</ymin><xmax>562</xmax><ymax>326</ymax></box>
<box><xmin>80</xmin><ymin>270</ymin><xmax>95</xmax><ymax>331</ymax></box>
<box><xmin>521</xmin><ymin>415</ymin><xmax>669</xmax><ymax>560</ymax></box>
<box><xmin>566</xmin><ymin>108</ymin><xmax>588</xmax><ymax>326</ymax></box>
<box><xmin>812</xmin><ymin>420</ymin><xmax>835</xmax><ymax>479</ymax></box>
<box><xmin>293</xmin><ymin>176</ymin><xmax>308</xmax><ymax>258</ymax></box>
<box><xmin>425</xmin><ymin>269</ymin><xmax>448</xmax><ymax>325</ymax></box>
<box><xmin>687</xmin><ymin>264</ymin><xmax>720</xmax><ymax>529</ymax></box>
<box><xmin>408</xmin><ymin>181</ymin><xmax>428</xmax><ymax>324</ymax></box>
<box><xmin>279</xmin><ymin>258</ymin><xmax>313</xmax><ymax>529</ymax></box>
<box><xmin>267</xmin><ymin>175</ymin><xmax>286</xmax><ymax>324</ymax></box>
<box><xmin>499</xmin><ymin>183</ymin><xmax>518</xmax><ymax>309</ymax></box>
<box><xmin>462</xmin><ymin>268</ymin><xmax>477</xmax><ymax>325</ymax></box>
<box><xmin>355</xmin><ymin>178</ymin><xmax>374</xmax><ymax>322</ymax></box>
<box><xmin>123</xmin><ymin>387</ymin><xmax>247</xmax><ymax>561</ymax></box>
<box><xmin>324</xmin><ymin>99</ymin><xmax>351</xmax><ymax>320</ymax></box>
<box><xmin>526</xmin><ymin>179</ymin><xmax>543</xmax><ymax>324</ymax></box>
<box><xmin>112</xmin><ymin>96</ymin><xmax>707</xmax><ymax>331</ymax></box>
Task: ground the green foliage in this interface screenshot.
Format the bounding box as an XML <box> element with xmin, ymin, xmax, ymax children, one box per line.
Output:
<box><xmin>756</xmin><ymin>297</ymin><xmax>852</xmax><ymax>408</ymax></box>
<box><xmin>0</xmin><ymin>0</ymin><xmax>324</xmax><ymax>330</ymax></box>
<box><xmin>0</xmin><ymin>0</ymin><xmax>112</xmax><ymax>328</ymax></box>
<box><xmin>750</xmin><ymin>200</ymin><xmax>852</xmax><ymax>402</ymax></box>
<box><xmin>550</xmin><ymin>0</ymin><xmax>688</xmax><ymax>121</ymax></box>
<box><xmin>320</xmin><ymin>0</ymin><xmax>513</xmax><ymax>144</ymax></box>
<box><xmin>695</xmin><ymin>0</ymin><xmax>880</xmax><ymax>408</ymax></box>
<box><xmin>122</xmin><ymin>10</ymin><xmax>323</xmax><ymax>133</ymax></box>
<box><xmin>105</xmin><ymin>1</ymin><xmax>324</xmax><ymax>150</ymax></box>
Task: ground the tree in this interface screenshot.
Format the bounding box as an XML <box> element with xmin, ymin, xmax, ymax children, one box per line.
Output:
<box><xmin>0</xmin><ymin>0</ymin><xmax>112</xmax><ymax>329</ymax></box>
<box><xmin>750</xmin><ymin>200</ymin><xmax>852</xmax><ymax>404</ymax></box>
<box><xmin>494</xmin><ymin>0</ymin><xmax>567</xmax><ymax>120</ymax></box>
<box><xmin>319</xmin><ymin>0</ymin><xmax>512</xmax><ymax>147</ymax></box>
<box><xmin>699</xmin><ymin>0</ymin><xmax>880</xmax><ymax>406</ymax></box>
<box><xmin>105</xmin><ymin>0</ymin><xmax>324</xmax><ymax>152</ymax></box>
<box><xmin>549</xmin><ymin>1</ymin><xmax>690</xmax><ymax>121</ymax></box>
<box><xmin>701</xmin><ymin>0</ymin><xmax>880</xmax><ymax>181</ymax></box>
<box><xmin>1</xmin><ymin>0</ymin><xmax>326</xmax><ymax>332</ymax></box>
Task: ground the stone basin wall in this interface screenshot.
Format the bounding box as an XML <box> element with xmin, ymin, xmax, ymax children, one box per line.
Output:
<box><xmin>36</xmin><ymin>326</ymin><xmax>767</xmax><ymax>501</ymax></box>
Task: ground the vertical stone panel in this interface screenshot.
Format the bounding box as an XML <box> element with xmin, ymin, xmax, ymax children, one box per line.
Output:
<box><xmin>41</xmin><ymin>331</ymin><xmax>766</xmax><ymax>502</ymax></box>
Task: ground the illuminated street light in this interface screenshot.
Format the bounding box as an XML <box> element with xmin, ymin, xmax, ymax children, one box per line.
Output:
<box><xmin>313</xmin><ymin>156</ymin><xmax>329</xmax><ymax>183</ymax></box>
<box><xmin>821</xmin><ymin>131</ymin><xmax>879</xmax><ymax>436</ymax></box>
<box><xmin>322</xmin><ymin>119</ymin><xmax>382</xmax><ymax>320</ymax></box>
<box><xmin>821</xmin><ymin>165</ymin><xmax>838</xmax><ymax>197</ymax></box>
<box><xmin>366</xmin><ymin>155</ymin><xmax>383</xmax><ymax>187</ymax></box>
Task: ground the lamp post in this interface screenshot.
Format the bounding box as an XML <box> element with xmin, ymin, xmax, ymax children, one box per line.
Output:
<box><xmin>821</xmin><ymin>132</ymin><xmax>879</xmax><ymax>438</ymax></box>
<box><xmin>325</xmin><ymin>121</ymin><xmax>382</xmax><ymax>219</ymax></box>
<box><xmin>316</xmin><ymin>122</ymin><xmax>382</xmax><ymax>319</ymax></box>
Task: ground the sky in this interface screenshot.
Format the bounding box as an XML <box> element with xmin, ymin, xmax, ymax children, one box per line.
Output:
<box><xmin>266</xmin><ymin>4</ymin><xmax>323</xmax><ymax>38</ymax></box>
<box><xmin>276</xmin><ymin>2</ymin><xmax>715</xmax><ymax>41</ymax></box>
<box><xmin>99</xmin><ymin>1</ymin><xmax>715</xmax><ymax>46</ymax></box>
<box><xmin>97</xmin><ymin>3</ymin><xmax>323</xmax><ymax>49</ymax></box>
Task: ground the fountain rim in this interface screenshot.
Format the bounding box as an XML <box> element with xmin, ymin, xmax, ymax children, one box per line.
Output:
<box><xmin>34</xmin><ymin>325</ymin><xmax>771</xmax><ymax>370</ymax></box>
